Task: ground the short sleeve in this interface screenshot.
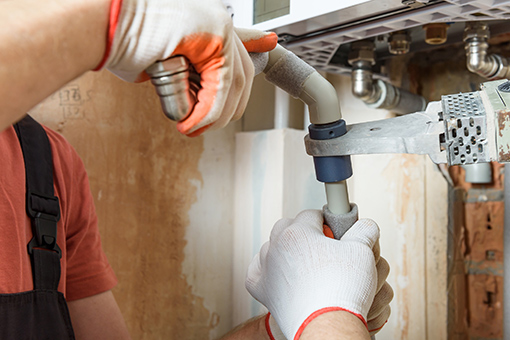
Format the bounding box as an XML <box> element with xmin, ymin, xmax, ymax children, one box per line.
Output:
<box><xmin>44</xmin><ymin>127</ymin><xmax>118</xmax><ymax>301</ymax></box>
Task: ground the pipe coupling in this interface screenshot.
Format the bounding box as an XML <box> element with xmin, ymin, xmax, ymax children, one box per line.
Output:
<box><xmin>464</xmin><ymin>22</ymin><xmax>510</xmax><ymax>79</ymax></box>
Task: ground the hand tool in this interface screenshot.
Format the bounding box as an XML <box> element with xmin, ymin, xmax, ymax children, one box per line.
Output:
<box><xmin>305</xmin><ymin>79</ymin><xmax>510</xmax><ymax>166</ymax></box>
<box><xmin>145</xmin><ymin>56</ymin><xmax>200</xmax><ymax>122</ymax></box>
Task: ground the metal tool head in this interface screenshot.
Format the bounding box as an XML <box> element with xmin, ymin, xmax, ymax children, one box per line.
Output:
<box><xmin>304</xmin><ymin>79</ymin><xmax>510</xmax><ymax>166</ymax></box>
<box><xmin>146</xmin><ymin>56</ymin><xmax>201</xmax><ymax>122</ymax></box>
<box><xmin>440</xmin><ymin>91</ymin><xmax>489</xmax><ymax>165</ymax></box>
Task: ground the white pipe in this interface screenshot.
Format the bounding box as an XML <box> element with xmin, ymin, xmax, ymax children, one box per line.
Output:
<box><xmin>325</xmin><ymin>181</ymin><xmax>351</xmax><ymax>215</ymax></box>
<box><xmin>274</xmin><ymin>87</ymin><xmax>291</xmax><ymax>129</ymax></box>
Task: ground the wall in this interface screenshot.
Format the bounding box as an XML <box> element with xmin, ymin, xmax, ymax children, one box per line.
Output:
<box><xmin>327</xmin><ymin>73</ymin><xmax>448</xmax><ymax>340</ymax></box>
<box><xmin>29</xmin><ymin>70</ymin><xmax>239</xmax><ymax>339</ymax></box>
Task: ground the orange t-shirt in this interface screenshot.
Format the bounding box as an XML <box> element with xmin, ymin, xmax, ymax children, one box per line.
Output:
<box><xmin>0</xmin><ymin>124</ymin><xmax>117</xmax><ymax>301</ymax></box>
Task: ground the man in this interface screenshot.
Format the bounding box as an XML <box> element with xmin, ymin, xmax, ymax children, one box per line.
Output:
<box><xmin>0</xmin><ymin>0</ymin><xmax>392</xmax><ymax>339</ymax></box>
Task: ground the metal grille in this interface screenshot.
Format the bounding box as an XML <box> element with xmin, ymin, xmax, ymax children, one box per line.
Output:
<box><xmin>441</xmin><ymin>92</ymin><xmax>488</xmax><ymax>165</ymax></box>
<box><xmin>281</xmin><ymin>0</ymin><xmax>510</xmax><ymax>74</ymax></box>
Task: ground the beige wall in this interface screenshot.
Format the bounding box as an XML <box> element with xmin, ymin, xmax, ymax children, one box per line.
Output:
<box><xmin>30</xmin><ymin>70</ymin><xmax>238</xmax><ymax>339</ymax></box>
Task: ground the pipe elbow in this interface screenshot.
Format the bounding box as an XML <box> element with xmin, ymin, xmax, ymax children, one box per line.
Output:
<box><xmin>464</xmin><ymin>38</ymin><xmax>499</xmax><ymax>78</ymax></box>
<box><xmin>466</xmin><ymin>54</ymin><xmax>487</xmax><ymax>73</ymax></box>
<box><xmin>352</xmin><ymin>81</ymin><xmax>375</xmax><ymax>100</ymax></box>
<box><xmin>351</xmin><ymin>69</ymin><xmax>377</xmax><ymax>102</ymax></box>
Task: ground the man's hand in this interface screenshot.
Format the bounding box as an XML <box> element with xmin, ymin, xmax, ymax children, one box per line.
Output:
<box><xmin>97</xmin><ymin>0</ymin><xmax>277</xmax><ymax>136</ymax></box>
<box><xmin>246</xmin><ymin>210</ymin><xmax>390</xmax><ymax>340</ymax></box>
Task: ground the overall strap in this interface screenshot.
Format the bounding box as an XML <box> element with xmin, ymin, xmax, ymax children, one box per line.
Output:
<box><xmin>13</xmin><ymin>115</ymin><xmax>62</xmax><ymax>290</ymax></box>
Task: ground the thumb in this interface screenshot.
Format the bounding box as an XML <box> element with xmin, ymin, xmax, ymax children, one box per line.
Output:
<box><xmin>235</xmin><ymin>27</ymin><xmax>278</xmax><ymax>53</ymax></box>
<box><xmin>341</xmin><ymin>218</ymin><xmax>380</xmax><ymax>250</ymax></box>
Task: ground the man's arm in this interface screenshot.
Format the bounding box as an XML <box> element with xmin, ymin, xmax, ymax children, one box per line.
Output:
<box><xmin>219</xmin><ymin>315</ymin><xmax>270</xmax><ymax>340</ymax></box>
<box><xmin>220</xmin><ymin>311</ymin><xmax>370</xmax><ymax>340</ymax></box>
<box><xmin>300</xmin><ymin>311</ymin><xmax>370</xmax><ymax>340</ymax></box>
<box><xmin>0</xmin><ymin>0</ymin><xmax>109</xmax><ymax>130</ymax></box>
<box><xmin>67</xmin><ymin>290</ymin><xmax>131</xmax><ymax>340</ymax></box>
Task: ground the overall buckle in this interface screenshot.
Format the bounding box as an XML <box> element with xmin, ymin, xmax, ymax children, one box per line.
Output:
<box><xmin>27</xmin><ymin>192</ymin><xmax>62</xmax><ymax>258</ymax></box>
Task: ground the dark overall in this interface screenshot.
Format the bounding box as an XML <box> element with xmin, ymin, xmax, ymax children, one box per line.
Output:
<box><xmin>0</xmin><ymin>116</ymin><xmax>76</xmax><ymax>339</ymax></box>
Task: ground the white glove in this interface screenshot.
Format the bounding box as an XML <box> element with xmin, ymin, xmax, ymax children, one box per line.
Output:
<box><xmin>367</xmin><ymin>240</ymin><xmax>393</xmax><ymax>336</ymax></box>
<box><xmin>246</xmin><ymin>210</ymin><xmax>381</xmax><ymax>340</ymax></box>
<box><xmin>265</xmin><ymin>244</ymin><xmax>393</xmax><ymax>339</ymax></box>
<box><xmin>96</xmin><ymin>0</ymin><xmax>277</xmax><ymax>136</ymax></box>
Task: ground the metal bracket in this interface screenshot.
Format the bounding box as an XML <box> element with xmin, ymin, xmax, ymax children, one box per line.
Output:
<box><xmin>305</xmin><ymin>80</ymin><xmax>510</xmax><ymax>166</ymax></box>
<box><xmin>305</xmin><ymin>101</ymin><xmax>448</xmax><ymax>164</ymax></box>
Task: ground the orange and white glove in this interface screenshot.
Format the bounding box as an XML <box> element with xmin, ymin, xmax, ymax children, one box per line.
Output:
<box><xmin>95</xmin><ymin>0</ymin><xmax>277</xmax><ymax>136</ymax></box>
<box><xmin>246</xmin><ymin>210</ymin><xmax>391</xmax><ymax>340</ymax></box>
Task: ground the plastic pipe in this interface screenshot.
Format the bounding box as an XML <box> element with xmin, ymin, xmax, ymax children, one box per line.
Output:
<box><xmin>462</xmin><ymin>163</ymin><xmax>492</xmax><ymax>184</ymax></box>
<box><xmin>274</xmin><ymin>87</ymin><xmax>291</xmax><ymax>129</ymax></box>
<box><xmin>263</xmin><ymin>44</ymin><xmax>351</xmax><ymax>214</ymax></box>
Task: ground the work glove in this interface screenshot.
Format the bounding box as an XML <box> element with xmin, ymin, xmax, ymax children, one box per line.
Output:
<box><xmin>95</xmin><ymin>0</ymin><xmax>277</xmax><ymax>136</ymax></box>
<box><xmin>246</xmin><ymin>210</ymin><xmax>393</xmax><ymax>340</ymax></box>
<box><xmin>264</xmin><ymin>241</ymin><xmax>393</xmax><ymax>339</ymax></box>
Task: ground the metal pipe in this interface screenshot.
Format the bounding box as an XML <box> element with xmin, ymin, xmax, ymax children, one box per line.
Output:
<box><xmin>351</xmin><ymin>61</ymin><xmax>380</xmax><ymax>103</ymax></box>
<box><xmin>348</xmin><ymin>41</ymin><xmax>427</xmax><ymax>115</ymax></box>
<box><xmin>464</xmin><ymin>22</ymin><xmax>510</xmax><ymax>80</ymax></box>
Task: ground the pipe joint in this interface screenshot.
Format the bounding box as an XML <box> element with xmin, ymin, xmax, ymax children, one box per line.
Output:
<box><xmin>464</xmin><ymin>22</ymin><xmax>510</xmax><ymax>79</ymax></box>
<box><xmin>351</xmin><ymin>68</ymin><xmax>379</xmax><ymax>102</ymax></box>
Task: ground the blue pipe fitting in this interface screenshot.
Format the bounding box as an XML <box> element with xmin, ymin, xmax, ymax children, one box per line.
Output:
<box><xmin>308</xmin><ymin>120</ymin><xmax>353</xmax><ymax>183</ymax></box>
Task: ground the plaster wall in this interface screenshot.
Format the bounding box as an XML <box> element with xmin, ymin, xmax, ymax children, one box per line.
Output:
<box><xmin>29</xmin><ymin>70</ymin><xmax>238</xmax><ymax>339</ymax></box>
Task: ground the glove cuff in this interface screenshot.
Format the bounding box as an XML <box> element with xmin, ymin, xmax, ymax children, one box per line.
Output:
<box><xmin>94</xmin><ymin>0</ymin><xmax>123</xmax><ymax>71</ymax></box>
<box><xmin>293</xmin><ymin>307</ymin><xmax>368</xmax><ymax>340</ymax></box>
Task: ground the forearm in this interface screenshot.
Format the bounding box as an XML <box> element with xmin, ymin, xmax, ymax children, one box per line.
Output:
<box><xmin>300</xmin><ymin>311</ymin><xmax>370</xmax><ymax>340</ymax></box>
<box><xmin>219</xmin><ymin>315</ymin><xmax>270</xmax><ymax>340</ymax></box>
<box><xmin>67</xmin><ymin>290</ymin><xmax>131</xmax><ymax>340</ymax></box>
<box><xmin>0</xmin><ymin>0</ymin><xmax>110</xmax><ymax>130</ymax></box>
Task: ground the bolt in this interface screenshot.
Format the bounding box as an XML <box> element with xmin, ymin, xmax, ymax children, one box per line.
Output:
<box><xmin>388</xmin><ymin>31</ymin><xmax>411</xmax><ymax>55</ymax></box>
<box><xmin>423</xmin><ymin>23</ymin><xmax>450</xmax><ymax>45</ymax></box>
<box><xmin>463</xmin><ymin>21</ymin><xmax>490</xmax><ymax>42</ymax></box>
<box><xmin>348</xmin><ymin>40</ymin><xmax>376</xmax><ymax>65</ymax></box>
